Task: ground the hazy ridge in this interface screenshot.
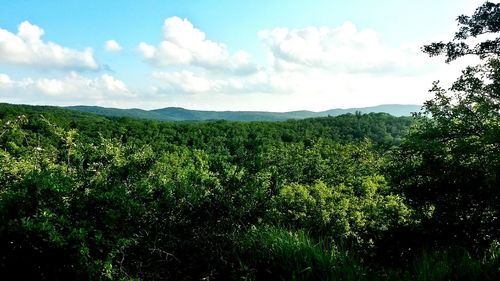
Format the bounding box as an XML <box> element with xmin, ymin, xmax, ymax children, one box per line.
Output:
<box><xmin>67</xmin><ymin>104</ymin><xmax>422</xmax><ymax>121</ymax></box>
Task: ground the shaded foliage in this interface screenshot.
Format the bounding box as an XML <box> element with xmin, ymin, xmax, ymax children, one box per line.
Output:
<box><xmin>389</xmin><ymin>0</ymin><xmax>500</xmax><ymax>251</ymax></box>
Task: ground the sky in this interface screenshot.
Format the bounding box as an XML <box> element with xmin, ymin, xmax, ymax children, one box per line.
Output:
<box><xmin>0</xmin><ymin>0</ymin><xmax>493</xmax><ymax>111</ymax></box>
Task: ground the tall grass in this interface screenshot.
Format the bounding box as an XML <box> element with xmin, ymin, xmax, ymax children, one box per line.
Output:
<box><xmin>234</xmin><ymin>225</ymin><xmax>499</xmax><ymax>281</ymax></box>
<box><xmin>412</xmin><ymin>249</ymin><xmax>483</xmax><ymax>281</ymax></box>
<box><xmin>384</xmin><ymin>241</ymin><xmax>500</xmax><ymax>281</ymax></box>
<box><xmin>408</xmin><ymin>241</ymin><xmax>499</xmax><ymax>281</ymax></box>
<box><xmin>234</xmin><ymin>225</ymin><xmax>370</xmax><ymax>281</ymax></box>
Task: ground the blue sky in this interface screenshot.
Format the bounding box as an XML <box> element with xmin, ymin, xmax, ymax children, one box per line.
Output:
<box><xmin>0</xmin><ymin>0</ymin><xmax>489</xmax><ymax>111</ymax></box>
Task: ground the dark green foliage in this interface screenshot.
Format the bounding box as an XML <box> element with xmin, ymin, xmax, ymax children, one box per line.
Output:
<box><xmin>422</xmin><ymin>1</ymin><xmax>500</xmax><ymax>62</ymax></box>
<box><xmin>0</xmin><ymin>100</ymin><xmax>497</xmax><ymax>279</ymax></box>
<box><xmin>409</xmin><ymin>246</ymin><xmax>500</xmax><ymax>281</ymax></box>
<box><xmin>389</xmin><ymin>2</ymin><xmax>500</xmax><ymax>250</ymax></box>
<box><xmin>236</xmin><ymin>228</ymin><xmax>500</xmax><ymax>281</ymax></box>
<box><xmin>1</xmin><ymin>103</ymin><xmax>415</xmax><ymax>149</ymax></box>
<box><xmin>0</xmin><ymin>110</ymin><xmax>416</xmax><ymax>280</ymax></box>
<box><xmin>0</xmin><ymin>103</ymin><xmax>495</xmax><ymax>279</ymax></box>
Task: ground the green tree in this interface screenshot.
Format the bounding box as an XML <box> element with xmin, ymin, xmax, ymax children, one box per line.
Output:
<box><xmin>389</xmin><ymin>1</ymin><xmax>500</xmax><ymax>248</ymax></box>
<box><xmin>423</xmin><ymin>1</ymin><xmax>500</xmax><ymax>62</ymax></box>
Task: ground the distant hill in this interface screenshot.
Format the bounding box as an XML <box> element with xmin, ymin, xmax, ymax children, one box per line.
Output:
<box><xmin>67</xmin><ymin>104</ymin><xmax>422</xmax><ymax>121</ymax></box>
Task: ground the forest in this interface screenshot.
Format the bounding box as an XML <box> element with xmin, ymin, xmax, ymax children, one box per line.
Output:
<box><xmin>0</xmin><ymin>2</ymin><xmax>499</xmax><ymax>281</ymax></box>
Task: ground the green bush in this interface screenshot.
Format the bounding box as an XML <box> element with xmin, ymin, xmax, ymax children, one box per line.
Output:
<box><xmin>272</xmin><ymin>179</ymin><xmax>413</xmax><ymax>249</ymax></box>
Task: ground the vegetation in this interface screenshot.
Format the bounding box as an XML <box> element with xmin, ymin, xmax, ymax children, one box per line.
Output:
<box><xmin>0</xmin><ymin>2</ymin><xmax>499</xmax><ymax>280</ymax></box>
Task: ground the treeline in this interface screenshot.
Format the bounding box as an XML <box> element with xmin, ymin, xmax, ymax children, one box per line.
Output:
<box><xmin>0</xmin><ymin>103</ymin><xmax>413</xmax><ymax>146</ymax></box>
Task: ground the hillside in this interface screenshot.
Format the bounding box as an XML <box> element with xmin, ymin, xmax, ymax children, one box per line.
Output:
<box><xmin>67</xmin><ymin>104</ymin><xmax>422</xmax><ymax>121</ymax></box>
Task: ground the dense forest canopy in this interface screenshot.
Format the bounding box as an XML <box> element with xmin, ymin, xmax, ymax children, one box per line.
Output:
<box><xmin>0</xmin><ymin>2</ymin><xmax>499</xmax><ymax>281</ymax></box>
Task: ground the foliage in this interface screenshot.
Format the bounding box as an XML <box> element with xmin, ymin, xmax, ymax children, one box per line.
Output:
<box><xmin>0</xmin><ymin>105</ymin><xmax>422</xmax><ymax>280</ymax></box>
<box><xmin>272</xmin><ymin>178</ymin><xmax>412</xmax><ymax>249</ymax></box>
<box><xmin>388</xmin><ymin>1</ymin><xmax>500</xmax><ymax>250</ymax></box>
<box><xmin>422</xmin><ymin>1</ymin><xmax>500</xmax><ymax>62</ymax></box>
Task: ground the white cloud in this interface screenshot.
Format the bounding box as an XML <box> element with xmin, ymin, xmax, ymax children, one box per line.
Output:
<box><xmin>153</xmin><ymin>70</ymin><xmax>219</xmax><ymax>94</ymax></box>
<box><xmin>148</xmin><ymin>68</ymin><xmax>446</xmax><ymax>111</ymax></box>
<box><xmin>152</xmin><ymin>68</ymin><xmax>294</xmax><ymax>96</ymax></box>
<box><xmin>0</xmin><ymin>73</ymin><xmax>13</xmax><ymax>87</ymax></box>
<box><xmin>145</xmin><ymin>19</ymin><xmax>473</xmax><ymax>111</ymax></box>
<box><xmin>1</xmin><ymin>18</ymin><xmax>473</xmax><ymax>111</ymax></box>
<box><xmin>138</xmin><ymin>42</ymin><xmax>156</xmax><ymax>59</ymax></box>
<box><xmin>139</xmin><ymin>17</ymin><xmax>258</xmax><ymax>75</ymax></box>
<box><xmin>35</xmin><ymin>78</ymin><xmax>65</xmax><ymax>96</ymax></box>
<box><xmin>100</xmin><ymin>74</ymin><xmax>129</xmax><ymax>92</ymax></box>
<box><xmin>0</xmin><ymin>21</ymin><xmax>98</xmax><ymax>70</ymax></box>
<box><xmin>104</xmin><ymin>39</ymin><xmax>122</xmax><ymax>52</ymax></box>
<box><xmin>0</xmin><ymin>73</ymin><xmax>133</xmax><ymax>105</ymax></box>
<box><xmin>259</xmin><ymin>22</ymin><xmax>429</xmax><ymax>74</ymax></box>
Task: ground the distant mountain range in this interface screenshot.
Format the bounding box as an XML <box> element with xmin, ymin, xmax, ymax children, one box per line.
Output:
<box><xmin>66</xmin><ymin>104</ymin><xmax>422</xmax><ymax>121</ymax></box>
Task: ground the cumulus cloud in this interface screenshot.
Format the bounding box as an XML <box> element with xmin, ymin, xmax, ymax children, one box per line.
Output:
<box><xmin>259</xmin><ymin>22</ymin><xmax>428</xmax><ymax>74</ymax></box>
<box><xmin>149</xmin><ymin>21</ymin><xmax>440</xmax><ymax>100</ymax></box>
<box><xmin>139</xmin><ymin>17</ymin><xmax>258</xmax><ymax>75</ymax></box>
<box><xmin>1</xmin><ymin>19</ymin><xmax>466</xmax><ymax>111</ymax></box>
<box><xmin>0</xmin><ymin>21</ymin><xmax>98</xmax><ymax>70</ymax></box>
<box><xmin>146</xmin><ymin>19</ymin><xmax>470</xmax><ymax>111</ymax></box>
<box><xmin>0</xmin><ymin>72</ymin><xmax>133</xmax><ymax>105</ymax></box>
<box><xmin>104</xmin><ymin>39</ymin><xmax>122</xmax><ymax>52</ymax></box>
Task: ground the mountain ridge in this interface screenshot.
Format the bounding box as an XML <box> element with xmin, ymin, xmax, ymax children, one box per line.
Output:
<box><xmin>66</xmin><ymin>104</ymin><xmax>422</xmax><ymax>121</ymax></box>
